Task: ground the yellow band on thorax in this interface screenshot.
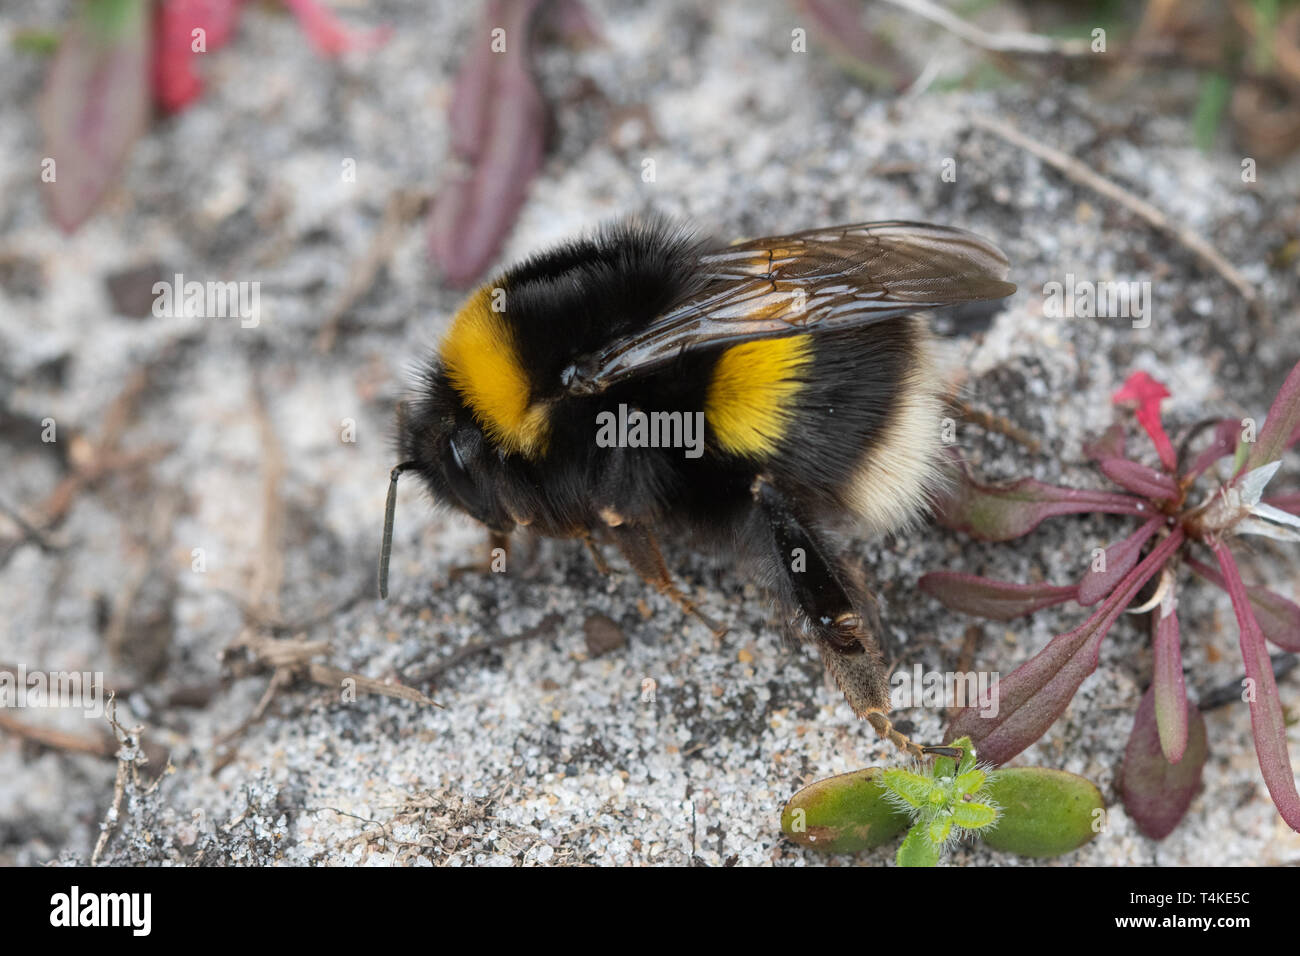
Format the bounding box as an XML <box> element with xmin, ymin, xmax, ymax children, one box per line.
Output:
<box><xmin>441</xmin><ymin>285</ymin><xmax>550</xmax><ymax>458</ymax></box>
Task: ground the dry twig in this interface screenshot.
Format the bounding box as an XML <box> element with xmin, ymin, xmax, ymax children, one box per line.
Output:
<box><xmin>971</xmin><ymin>114</ymin><xmax>1260</xmax><ymax>311</ymax></box>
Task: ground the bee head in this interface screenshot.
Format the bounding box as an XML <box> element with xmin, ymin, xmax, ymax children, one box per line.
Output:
<box><xmin>379</xmin><ymin>380</ymin><xmax>517</xmax><ymax>599</ymax></box>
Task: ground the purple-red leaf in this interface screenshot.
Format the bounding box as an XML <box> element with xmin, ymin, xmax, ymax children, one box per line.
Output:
<box><xmin>791</xmin><ymin>0</ymin><xmax>915</xmax><ymax>90</ymax></box>
<box><xmin>428</xmin><ymin>0</ymin><xmax>549</xmax><ymax>286</ymax></box>
<box><xmin>1077</xmin><ymin>518</ymin><xmax>1163</xmax><ymax>606</ymax></box>
<box><xmin>1212</xmin><ymin>541</ymin><xmax>1300</xmax><ymax>832</ymax></box>
<box><xmin>945</xmin><ymin>528</ymin><xmax>1185</xmax><ymax>765</ymax></box>
<box><xmin>282</xmin><ymin>0</ymin><xmax>391</xmax><ymax>57</ymax></box>
<box><xmin>1243</xmin><ymin>360</ymin><xmax>1300</xmax><ymax>474</ymax></box>
<box><xmin>1182</xmin><ymin>419</ymin><xmax>1242</xmax><ymax>482</ymax></box>
<box><xmin>917</xmin><ymin>573</ymin><xmax>1077</xmax><ymax>621</ymax></box>
<box><xmin>1098</xmin><ymin>457</ymin><xmax>1179</xmax><ymax>500</ymax></box>
<box><xmin>1267</xmin><ymin>492</ymin><xmax>1300</xmax><ymax>516</ymax></box>
<box><xmin>1186</xmin><ymin>556</ymin><xmax>1300</xmax><ymax>652</ymax></box>
<box><xmin>1151</xmin><ymin>602</ymin><xmax>1188</xmax><ymax>763</ymax></box>
<box><xmin>40</xmin><ymin>0</ymin><xmax>151</xmax><ymax>232</ymax></box>
<box><xmin>1121</xmin><ymin>684</ymin><xmax>1207</xmax><ymax>840</ymax></box>
<box><xmin>1082</xmin><ymin>423</ymin><xmax>1126</xmax><ymax>463</ymax></box>
<box><xmin>935</xmin><ymin>455</ymin><xmax>1151</xmax><ymax>542</ymax></box>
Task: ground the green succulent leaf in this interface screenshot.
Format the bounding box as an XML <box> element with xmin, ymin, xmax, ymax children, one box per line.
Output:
<box><xmin>781</xmin><ymin>767</ymin><xmax>911</xmax><ymax>853</ymax></box>
<box><xmin>980</xmin><ymin>767</ymin><xmax>1105</xmax><ymax>858</ymax></box>
<box><xmin>897</xmin><ymin>824</ymin><xmax>943</xmax><ymax>867</ymax></box>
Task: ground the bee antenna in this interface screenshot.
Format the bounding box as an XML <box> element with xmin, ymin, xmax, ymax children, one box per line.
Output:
<box><xmin>379</xmin><ymin>462</ymin><xmax>417</xmax><ymax>599</ymax></box>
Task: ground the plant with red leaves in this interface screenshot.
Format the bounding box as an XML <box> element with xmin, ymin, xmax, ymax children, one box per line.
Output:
<box><xmin>40</xmin><ymin>0</ymin><xmax>388</xmax><ymax>232</ymax></box>
<box><xmin>920</xmin><ymin>362</ymin><xmax>1300</xmax><ymax>839</ymax></box>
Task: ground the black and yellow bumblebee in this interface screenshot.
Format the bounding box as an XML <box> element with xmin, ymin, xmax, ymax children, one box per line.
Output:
<box><xmin>382</xmin><ymin>217</ymin><xmax>1015</xmax><ymax>756</ymax></box>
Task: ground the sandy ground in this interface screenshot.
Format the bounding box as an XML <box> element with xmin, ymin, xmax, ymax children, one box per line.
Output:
<box><xmin>1</xmin><ymin>0</ymin><xmax>1299</xmax><ymax>866</ymax></box>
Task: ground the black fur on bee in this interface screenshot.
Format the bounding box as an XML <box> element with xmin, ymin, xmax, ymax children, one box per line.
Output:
<box><xmin>382</xmin><ymin>215</ymin><xmax>1014</xmax><ymax>756</ymax></box>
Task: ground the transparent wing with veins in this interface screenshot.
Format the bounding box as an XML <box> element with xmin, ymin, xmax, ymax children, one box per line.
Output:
<box><xmin>561</xmin><ymin>221</ymin><xmax>1016</xmax><ymax>395</ymax></box>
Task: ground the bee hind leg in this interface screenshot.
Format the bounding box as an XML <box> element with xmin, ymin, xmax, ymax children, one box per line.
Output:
<box><xmin>752</xmin><ymin>476</ymin><xmax>952</xmax><ymax>760</ymax></box>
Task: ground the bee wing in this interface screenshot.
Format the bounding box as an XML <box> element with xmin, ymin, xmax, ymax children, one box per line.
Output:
<box><xmin>563</xmin><ymin>222</ymin><xmax>1016</xmax><ymax>394</ymax></box>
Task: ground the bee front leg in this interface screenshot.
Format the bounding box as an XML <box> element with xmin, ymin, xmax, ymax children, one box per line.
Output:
<box><xmin>752</xmin><ymin>476</ymin><xmax>955</xmax><ymax>760</ymax></box>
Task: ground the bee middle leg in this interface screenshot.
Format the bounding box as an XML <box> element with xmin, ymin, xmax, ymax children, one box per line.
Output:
<box><xmin>752</xmin><ymin>476</ymin><xmax>955</xmax><ymax>760</ymax></box>
<box><xmin>604</xmin><ymin>521</ymin><xmax>729</xmax><ymax>638</ymax></box>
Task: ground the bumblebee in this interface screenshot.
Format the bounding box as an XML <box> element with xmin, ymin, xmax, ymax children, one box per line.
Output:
<box><xmin>382</xmin><ymin>217</ymin><xmax>1015</xmax><ymax>756</ymax></box>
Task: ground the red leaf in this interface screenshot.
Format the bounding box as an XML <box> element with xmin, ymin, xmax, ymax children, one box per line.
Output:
<box><xmin>1182</xmin><ymin>419</ymin><xmax>1242</xmax><ymax>482</ymax></box>
<box><xmin>1082</xmin><ymin>423</ymin><xmax>1126</xmax><ymax>463</ymax></box>
<box><xmin>1077</xmin><ymin>518</ymin><xmax>1163</xmax><ymax>606</ymax></box>
<box><xmin>1186</xmin><ymin>557</ymin><xmax>1300</xmax><ymax>652</ymax></box>
<box><xmin>1243</xmin><ymin>360</ymin><xmax>1300</xmax><ymax>474</ymax></box>
<box><xmin>945</xmin><ymin>528</ymin><xmax>1185</xmax><ymax>765</ymax></box>
<box><xmin>40</xmin><ymin>0</ymin><xmax>151</xmax><ymax>232</ymax></box>
<box><xmin>428</xmin><ymin>0</ymin><xmax>548</xmax><ymax>286</ymax></box>
<box><xmin>1121</xmin><ymin>685</ymin><xmax>1207</xmax><ymax>840</ymax></box>
<box><xmin>281</xmin><ymin>0</ymin><xmax>391</xmax><ymax>57</ymax></box>
<box><xmin>1151</xmin><ymin>602</ymin><xmax>1188</xmax><ymax>763</ymax></box>
<box><xmin>1098</xmin><ymin>457</ymin><xmax>1179</xmax><ymax>500</ymax></box>
<box><xmin>934</xmin><ymin>454</ymin><xmax>1152</xmax><ymax>542</ymax></box>
<box><xmin>1266</xmin><ymin>492</ymin><xmax>1300</xmax><ymax>516</ymax></box>
<box><xmin>151</xmin><ymin>0</ymin><xmax>243</xmax><ymax>113</ymax></box>
<box><xmin>1113</xmin><ymin>371</ymin><xmax>1176</xmax><ymax>472</ymax></box>
<box><xmin>1212</xmin><ymin>542</ymin><xmax>1300</xmax><ymax>832</ymax></box>
<box><xmin>917</xmin><ymin>573</ymin><xmax>1077</xmax><ymax>620</ymax></box>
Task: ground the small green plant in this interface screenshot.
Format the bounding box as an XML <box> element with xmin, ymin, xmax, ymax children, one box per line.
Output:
<box><xmin>882</xmin><ymin>743</ymin><xmax>999</xmax><ymax>866</ymax></box>
<box><xmin>781</xmin><ymin>738</ymin><xmax>1105</xmax><ymax>866</ymax></box>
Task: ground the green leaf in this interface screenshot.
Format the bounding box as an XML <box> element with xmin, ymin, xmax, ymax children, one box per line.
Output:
<box><xmin>951</xmin><ymin>801</ymin><xmax>998</xmax><ymax>829</ymax></box>
<box><xmin>897</xmin><ymin>825</ymin><xmax>942</xmax><ymax>867</ymax></box>
<box><xmin>954</xmin><ymin>768</ymin><xmax>987</xmax><ymax>796</ymax></box>
<box><xmin>881</xmin><ymin>768</ymin><xmax>933</xmax><ymax>809</ymax></box>
<box><xmin>1192</xmin><ymin>73</ymin><xmax>1231</xmax><ymax>151</ymax></box>
<box><xmin>928</xmin><ymin>813</ymin><xmax>954</xmax><ymax>845</ymax></box>
<box><xmin>781</xmin><ymin>767</ymin><xmax>911</xmax><ymax>853</ymax></box>
<box><xmin>980</xmin><ymin>768</ymin><xmax>1105</xmax><ymax>858</ymax></box>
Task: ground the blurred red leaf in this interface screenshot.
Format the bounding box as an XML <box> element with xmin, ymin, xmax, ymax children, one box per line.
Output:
<box><xmin>1242</xmin><ymin>360</ymin><xmax>1300</xmax><ymax>474</ymax></box>
<box><xmin>1121</xmin><ymin>684</ymin><xmax>1207</xmax><ymax>840</ymax></box>
<box><xmin>1082</xmin><ymin>423</ymin><xmax>1126</xmax><ymax>463</ymax></box>
<box><xmin>917</xmin><ymin>573</ymin><xmax>1077</xmax><ymax>620</ymax></box>
<box><xmin>40</xmin><ymin>0</ymin><xmax>151</xmax><ymax>232</ymax></box>
<box><xmin>1266</xmin><ymin>491</ymin><xmax>1300</xmax><ymax>516</ymax></box>
<box><xmin>1211</xmin><ymin>542</ymin><xmax>1300</xmax><ymax>831</ymax></box>
<box><xmin>945</xmin><ymin>528</ymin><xmax>1185</xmax><ymax>765</ymax></box>
<box><xmin>152</xmin><ymin>0</ymin><xmax>243</xmax><ymax>113</ymax></box>
<box><xmin>1113</xmin><ymin>371</ymin><xmax>1176</xmax><ymax>472</ymax></box>
<box><xmin>429</xmin><ymin>0</ymin><xmax>549</xmax><ymax>286</ymax></box>
<box><xmin>1182</xmin><ymin>418</ymin><xmax>1241</xmax><ymax>482</ymax></box>
<box><xmin>282</xmin><ymin>0</ymin><xmax>391</xmax><ymax>56</ymax></box>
